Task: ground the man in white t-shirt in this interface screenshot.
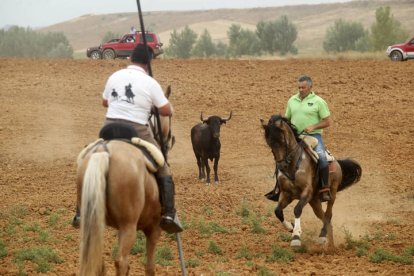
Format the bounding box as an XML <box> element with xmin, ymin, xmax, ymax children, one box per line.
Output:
<box><xmin>102</xmin><ymin>44</ymin><xmax>182</xmax><ymax>233</ymax></box>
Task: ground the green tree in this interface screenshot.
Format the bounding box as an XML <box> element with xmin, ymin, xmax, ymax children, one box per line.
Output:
<box><xmin>192</xmin><ymin>29</ymin><xmax>216</xmax><ymax>58</ymax></box>
<box><xmin>227</xmin><ymin>24</ymin><xmax>261</xmax><ymax>57</ymax></box>
<box><xmin>165</xmin><ymin>26</ymin><xmax>197</xmax><ymax>59</ymax></box>
<box><xmin>371</xmin><ymin>6</ymin><xmax>408</xmax><ymax>51</ymax></box>
<box><xmin>256</xmin><ymin>16</ymin><xmax>298</xmax><ymax>55</ymax></box>
<box><xmin>101</xmin><ymin>31</ymin><xmax>121</xmax><ymax>43</ymax></box>
<box><xmin>323</xmin><ymin>19</ymin><xmax>367</xmax><ymax>52</ymax></box>
<box><xmin>0</xmin><ymin>26</ymin><xmax>73</xmax><ymax>58</ymax></box>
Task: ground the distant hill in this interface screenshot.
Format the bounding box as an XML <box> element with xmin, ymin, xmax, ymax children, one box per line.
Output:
<box><xmin>40</xmin><ymin>0</ymin><xmax>414</xmax><ymax>55</ymax></box>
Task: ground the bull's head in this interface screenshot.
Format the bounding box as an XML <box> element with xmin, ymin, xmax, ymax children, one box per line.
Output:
<box><xmin>200</xmin><ymin>111</ymin><xmax>232</xmax><ymax>138</ymax></box>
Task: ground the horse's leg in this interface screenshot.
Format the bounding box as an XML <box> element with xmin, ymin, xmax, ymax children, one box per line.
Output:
<box><xmin>290</xmin><ymin>195</ymin><xmax>311</xmax><ymax>247</ymax></box>
<box><xmin>115</xmin><ymin>225</ymin><xmax>136</xmax><ymax>276</ymax></box>
<box><xmin>322</xmin><ymin>196</ymin><xmax>336</xmax><ymax>250</ymax></box>
<box><xmin>309</xmin><ymin>198</ymin><xmax>329</xmax><ymax>244</ymax></box>
<box><xmin>213</xmin><ymin>154</ymin><xmax>220</xmax><ymax>184</ymax></box>
<box><xmin>143</xmin><ymin>227</ymin><xmax>161</xmax><ymax>276</ymax></box>
<box><xmin>203</xmin><ymin>157</ymin><xmax>211</xmax><ymax>184</ymax></box>
<box><xmin>274</xmin><ymin>195</ymin><xmax>294</xmax><ymax>232</ymax></box>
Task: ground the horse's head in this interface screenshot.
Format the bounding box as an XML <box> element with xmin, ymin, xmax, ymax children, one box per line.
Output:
<box><xmin>261</xmin><ymin>115</ymin><xmax>299</xmax><ymax>153</ymax></box>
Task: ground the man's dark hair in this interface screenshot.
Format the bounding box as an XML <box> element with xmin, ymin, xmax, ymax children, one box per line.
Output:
<box><xmin>298</xmin><ymin>75</ymin><xmax>313</xmax><ymax>87</ymax></box>
<box><xmin>131</xmin><ymin>44</ymin><xmax>152</xmax><ymax>65</ymax></box>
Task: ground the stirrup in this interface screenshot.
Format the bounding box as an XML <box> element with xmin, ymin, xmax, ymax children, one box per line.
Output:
<box><xmin>160</xmin><ymin>214</ymin><xmax>183</xmax><ymax>234</ymax></box>
<box><xmin>319</xmin><ymin>188</ymin><xmax>332</xmax><ymax>202</ymax></box>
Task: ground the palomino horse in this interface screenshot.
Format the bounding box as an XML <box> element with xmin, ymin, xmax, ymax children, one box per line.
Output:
<box><xmin>76</xmin><ymin>90</ymin><xmax>174</xmax><ymax>276</ymax></box>
<box><xmin>261</xmin><ymin>115</ymin><xmax>362</xmax><ymax>249</ymax></box>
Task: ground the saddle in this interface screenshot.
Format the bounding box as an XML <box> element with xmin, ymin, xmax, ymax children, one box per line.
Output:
<box><xmin>78</xmin><ymin>123</ymin><xmax>164</xmax><ymax>173</ymax></box>
<box><xmin>299</xmin><ymin>135</ymin><xmax>335</xmax><ymax>163</ymax></box>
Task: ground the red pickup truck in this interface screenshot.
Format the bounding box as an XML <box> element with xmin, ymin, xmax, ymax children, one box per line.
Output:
<box><xmin>386</xmin><ymin>36</ymin><xmax>414</xmax><ymax>61</ymax></box>
<box><xmin>86</xmin><ymin>31</ymin><xmax>163</xmax><ymax>60</ymax></box>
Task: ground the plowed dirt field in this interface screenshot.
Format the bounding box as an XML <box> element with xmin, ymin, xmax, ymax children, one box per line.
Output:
<box><xmin>0</xmin><ymin>58</ymin><xmax>413</xmax><ymax>275</ymax></box>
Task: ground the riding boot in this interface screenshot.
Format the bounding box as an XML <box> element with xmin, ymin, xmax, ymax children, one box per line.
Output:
<box><xmin>319</xmin><ymin>165</ymin><xmax>332</xmax><ymax>202</ymax></box>
<box><xmin>265</xmin><ymin>177</ymin><xmax>280</xmax><ymax>202</ymax></box>
<box><xmin>156</xmin><ymin>175</ymin><xmax>183</xmax><ymax>234</ymax></box>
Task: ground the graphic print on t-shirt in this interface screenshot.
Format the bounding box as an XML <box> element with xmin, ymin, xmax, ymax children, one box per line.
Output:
<box><xmin>110</xmin><ymin>83</ymin><xmax>136</xmax><ymax>104</ymax></box>
<box><xmin>111</xmin><ymin>89</ymin><xmax>119</xmax><ymax>100</ymax></box>
<box><xmin>124</xmin><ymin>83</ymin><xmax>135</xmax><ymax>104</ymax></box>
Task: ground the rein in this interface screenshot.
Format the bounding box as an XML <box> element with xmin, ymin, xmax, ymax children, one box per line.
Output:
<box><xmin>273</xmin><ymin>120</ymin><xmax>304</xmax><ymax>181</ymax></box>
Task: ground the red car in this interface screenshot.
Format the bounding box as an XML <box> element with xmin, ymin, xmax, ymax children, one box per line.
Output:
<box><xmin>86</xmin><ymin>32</ymin><xmax>164</xmax><ymax>60</ymax></box>
<box><xmin>386</xmin><ymin>36</ymin><xmax>414</xmax><ymax>61</ymax></box>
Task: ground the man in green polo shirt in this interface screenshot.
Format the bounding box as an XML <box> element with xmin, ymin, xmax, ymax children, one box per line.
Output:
<box><xmin>266</xmin><ymin>75</ymin><xmax>333</xmax><ymax>202</ymax></box>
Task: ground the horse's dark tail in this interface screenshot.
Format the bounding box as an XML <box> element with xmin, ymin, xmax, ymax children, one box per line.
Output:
<box><xmin>337</xmin><ymin>158</ymin><xmax>362</xmax><ymax>192</ymax></box>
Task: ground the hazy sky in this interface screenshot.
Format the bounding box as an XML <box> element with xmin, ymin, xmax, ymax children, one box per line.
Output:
<box><xmin>0</xmin><ymin>0</ymin><xmax>353</xmax><ymax>28</ymax></box>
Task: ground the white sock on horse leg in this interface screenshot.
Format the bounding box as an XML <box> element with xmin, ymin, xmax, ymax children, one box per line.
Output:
<box><xmin>292</xmin><ymin>218</ymin><xmax>302</xmax><ymax>236</ymax></box>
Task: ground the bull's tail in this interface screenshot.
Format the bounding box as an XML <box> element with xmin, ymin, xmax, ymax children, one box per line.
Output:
<box><xmin>337</xmin><ymin>158</ymin><xmax>362</xmax><ymax>192</ymax></box>
<box><xmin>79</xmin><ymin>152</ymin><xmax>109</xmax><ymax>276</ymax></box>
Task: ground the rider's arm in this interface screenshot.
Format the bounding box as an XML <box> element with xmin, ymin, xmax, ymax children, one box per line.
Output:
<box><xmin>157</xmin><ymin>103</ymin><xmax>173</xmax><ymax>117</ymax></box>
<box><xmin>304</xmin><ymin>116</ymin><xmax>332</xmax><ymax>133</ymax></box>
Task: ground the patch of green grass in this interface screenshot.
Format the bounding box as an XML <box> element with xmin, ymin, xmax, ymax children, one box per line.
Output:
<box><xmin>155</xmin><ymin>245</ymin><xmax>173</xmax><ymax>266</ymax></box>
<box><xmin>369</xmin><ymin>248</ymin><xmax>413</xmax><ymax>264</ymax></box>
<box><xmin>278</xmin><ymin>232</ymin><xmax>291</xmax><ymax>242</ymax></box>
<box><xmin>185</xmin><ymin>258</ymin><xmax>201</xmax><ymax>268</ymax></box>
<box><xmin>22</xmin><ymin>222</ymin><xmax>50</xmax><ymax>242</ymax></box>
<box><xmin>236</xmin><ymin>200</ymin><xmax>251</xmax><ymax>218</ymax></box>
<box><xmin>257</xmin><ymin>265</ymin><xmax>276</xmax><ymax>276</ymax></box>
<box><xmin>47</xmin><ymin>213</ymin><xmax>60</xmax><ymax>228</ymax></box>
<box><xmin>343</xmin><ymin>229</ymin><xmax>370</xmax><ymax>252</ymax></box>
<box><xmin>14</xmin><ymin>247</ymin><xmax>63</xmax><ymax>273</ymax></box>
<box><xmin>236</xmin><ymin>244</ymin><xmax>253</xmax><ymax>260</ymax></box>
<box><xmin>404</xmin><ymin>245</ymin><xmax>414</xmax><ymax>256</ymax></box>
<box><xmin>251</xmin><ymin>216</ymin><xmax>266</xmax><ymax>234</ymax></box>
<box><xmin>202</xmin><ymin>206</ymin><xmax>213</xmax><ymax>216</ymax></box>
<box><xmin>208</xmin><ymin>240</ymin><xmax>223</xmax><ymax>255</ymax></box>
<box><xmin>196</xmin><ymin>219</ymin><xmax>229</xmax><ymax>237</ymax></box>
<box><xmin>10</xmin><ymin>205</ymin><xmax>28</xmax><ymax>219</ymax></box>
<box><xmin>266</xmin><ymin>245</ymin><xmax>295</xmax><ymax>263</ymax></box>
<box><xmin>131</xmin><ymin>231</ymin><xmax>145</xmax><ymax>255</ymax></box>
<box><xmin>0</xmin><ymin>239</ymin><xmax>7</xmax><ymax>258</ymax></box>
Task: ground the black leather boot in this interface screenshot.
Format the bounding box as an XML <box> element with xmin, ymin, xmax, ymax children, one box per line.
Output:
<box><xmin>265</xmin><ymin>178</ymin><xmax>280</xmax><ymax>202</ymax></box>
<box><xmin>71</xmin><ymin>207</ymin><xmax>80</xmax><ymax>229</ymax></box>
<box><xmin>157</xmin><ymin>175</ymin><xmax>183</xmax><ymax>233</ymax></box>
<box><xmin>319</xmin><ymin>165</ymin><xmax>332</xmax><ymax>202</ymax></box>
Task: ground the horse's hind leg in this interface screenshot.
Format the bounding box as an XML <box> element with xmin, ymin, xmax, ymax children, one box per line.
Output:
<box><xmin>323</xmin><ymin>200</ymin><xmax>335</xmax><ymax>250</ymax></box>
<box><xmin>115</xmin><ymin>225</ymin><xmax>136</xmax><ymax>276</ymax></box>
<box><xmin>309</xmin><ymin>199</ymin><xmax>329</xmax><ymax>245</ymax></box>
<box><xmin>144</xmin><ymin>227</ymin><xmax>161</xmax><ymax>276</ymax></box>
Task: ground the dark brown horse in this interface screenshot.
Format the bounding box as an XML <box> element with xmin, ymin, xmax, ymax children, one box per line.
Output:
<box><xmin>262</xmin><ymin>115</ymin><xmax>362</xmax><ymax>249</ymax></box>
<box><xmin>76</xmin><ymin>91</ymin><xmax>174</xmax><ymax>276</ymax></box>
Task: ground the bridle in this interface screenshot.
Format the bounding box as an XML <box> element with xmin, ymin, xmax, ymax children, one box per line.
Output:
<box><xmin>271</xmin><ymin>119</ymin><xmax>304</xmax><ymax>181</ymax></box>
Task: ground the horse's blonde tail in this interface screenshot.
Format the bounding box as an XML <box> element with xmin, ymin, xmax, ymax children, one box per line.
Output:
<box><xmin>79</xmin><ymin>152</ymin><xmax>109</xmax><ymax>276</ymax></box>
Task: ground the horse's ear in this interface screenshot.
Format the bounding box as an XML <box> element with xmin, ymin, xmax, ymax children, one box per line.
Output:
<box><xmin>165</xmin><ymin>85</ymin><xmax>171</xmax><ymax>99</ymax></box>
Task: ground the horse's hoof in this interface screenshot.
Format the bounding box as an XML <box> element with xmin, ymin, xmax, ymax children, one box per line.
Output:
<box><xmin>318</xmin><ymin>237</ymin><xmax>327</xmax><ymax>245</ymax></box>
<box><xmin>290</xmin><ymin>239</ymin><xmax>301</xmax><ymax>247</ymax></box>
<box><xmin>214</xmin><ymin>181</ymin><xmax>219</xmax><ymax>185</ymax></box>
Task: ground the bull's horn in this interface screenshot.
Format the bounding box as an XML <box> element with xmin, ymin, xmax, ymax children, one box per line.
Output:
<box><xmin>200</xmin><ymin>112</ymin><xmax>207</xmax><ymax>122</ymax></box>
<box><xmin>223</xmin><ymin>111</ymin><xmax>233</xmax><ymax>121</ymax></box>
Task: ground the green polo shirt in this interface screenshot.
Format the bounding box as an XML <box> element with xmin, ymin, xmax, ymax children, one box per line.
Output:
<box><xmin>285</xmin><ymin>91</ymin><xmax>330</xmax><ymax>134</ymax></box>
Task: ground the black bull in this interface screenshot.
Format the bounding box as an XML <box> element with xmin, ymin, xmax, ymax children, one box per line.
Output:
<box><xmin>190</xmin><ymin>112</ymin><xmax>232</xmax><ymax>184</ymax></box>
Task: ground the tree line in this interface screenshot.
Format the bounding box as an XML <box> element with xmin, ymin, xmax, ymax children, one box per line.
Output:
<box><xmin>0</xmin><ymin>6</ymin><xmax>408</xmax><ymax>59</ymax></box>
<box><xmin>164</xmin><ymin>6</ymin><xmax>408</xmax><ymax>58</ymax></box>
<box><xmin>0</xmin><ymin>26</ymin><xmax>73</xmax><ymax>58</ymax></box>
